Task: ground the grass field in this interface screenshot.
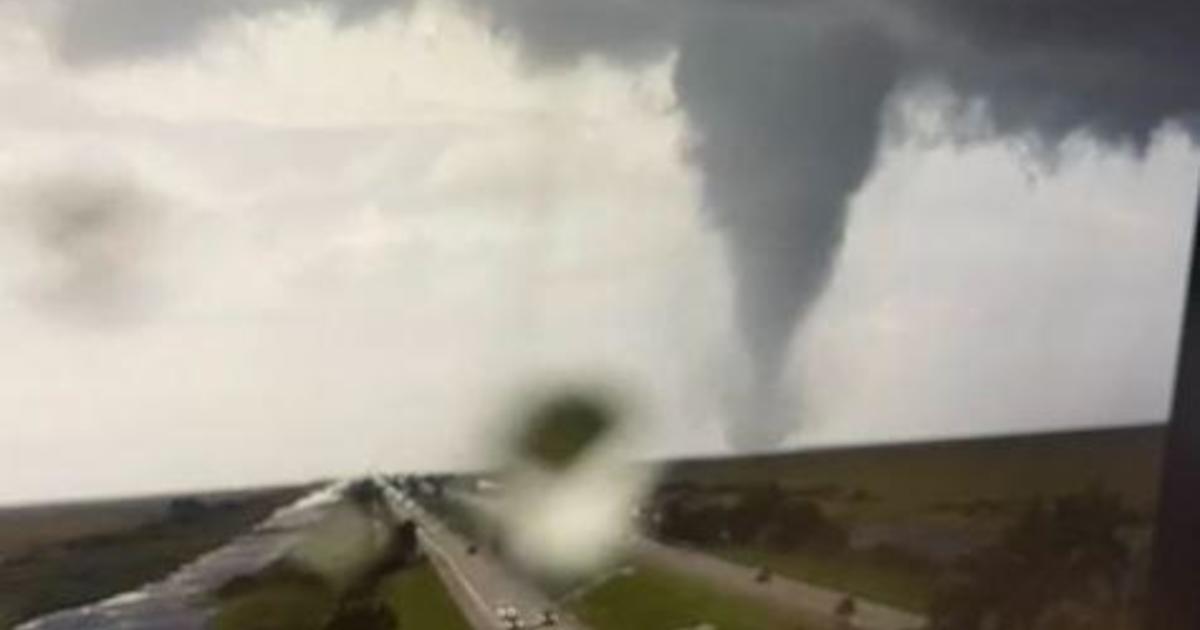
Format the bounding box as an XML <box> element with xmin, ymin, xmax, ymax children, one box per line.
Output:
<box><xmin>653</xmin><ymin>425</ymin><xmax>1165</xmax><ymax>617</ymax></box>
<box><xmin>0</xmin><ymin>487</ymin><xmax>307</xmax><ymax>626</ymax></box>
<box><xmin>666</xmin><ymin>425</ymin><xmax>1165</xmax><ymax>521</ymax></box>
<box><xmin>571</xmin><ymin>563</ymin><xmax>804</xmax><ymax>630</ymax></box>
<box><xmin>719</xmin><ymin>546</ymin><xmax>936</xmax><ymax>613</ymax></box>
<box><xmin>211</xmin><ymin>569</ymin><xmax>336</xmax><ymax>630</ymax></box>
<box><xmin>379</xmin><ymin>563</ymin><xmax>471</xmax><ymax>630</ymax></box>
<box><xmin>0</xmin><ymin>497</ymin><xmax>167</xmax><ymax>559</ymax></box>
<box><xmin>0</xmin><ymin>488</ymin><xmax>313</xmax><ymax>558</ymax></box>
<box><xmin>211</xmin><ymin>558</ymin><xmax>469</xmax><ymax>630</ymax></box>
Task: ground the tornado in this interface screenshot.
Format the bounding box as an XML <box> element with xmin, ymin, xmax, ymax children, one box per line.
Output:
<box><xmin>461</xmin><ymin>0</ymin><xmax>1200</xmax><ymax>450</ymax></box>
<box><xmin>673</xmin><ymin>5</ymin><xmax>902</xmax><ymax>448</ymax></box>
<box><xmin>39</xmin><ymin>0</ymin><xmax>1200</xmax><ymax>448</ymax></box>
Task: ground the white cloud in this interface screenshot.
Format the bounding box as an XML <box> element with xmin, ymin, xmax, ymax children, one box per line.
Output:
<box><xmin>0</xmin><ymin>0</ymin><xmax>1195</xmax><ymax>503</ymax></box>
<box><xmin>796</xmin><ymin>128</ymin><xmax>1198</xmax><ymax>446</ymax></box>
<box><xmin>0</xmin><ymin>0</ymin><xmax>714</xmax><ymax>503</ymax></box>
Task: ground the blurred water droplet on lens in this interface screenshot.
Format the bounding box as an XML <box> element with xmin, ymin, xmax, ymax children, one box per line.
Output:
<box><xmin>489</xmin><ymin>385</ymin><xmax>659</xmax><ymax>582</ymax></box>
<box><xmin>13</xmin><ymin>166</ymin><xmax>163</xmax><ymax>327</ymax></box>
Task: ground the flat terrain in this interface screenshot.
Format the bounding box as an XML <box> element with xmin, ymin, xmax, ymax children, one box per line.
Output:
<box><xmin>0</xmin><ymin>486</ymin><xmax>308</xmax><ymax>627</ymax></box>
<box><xmin>211</xmin><ymin>482</ymin><xmax>473</xmax><ymax>630</ymax></box>
<box><xmin>666</xmin><ymin>425</ymin><xmax>1165</xmax><ymax>520</ymax></box>
<box><xmin>380</xmin><ymin>563</ymin><xmax>472</xmax><ymax>630</ymax></box>
<box><xmin>716</xmin><ymin>545</ymin><xmax>935</xmax><ymax>613</ymax></box>
<box><xmin>210</xmin><ymin>566</ymin><xmax>336</xmax><ymax>630</ymax></box>
<box><xmin>636</xmin><ymin>540</ymin><xmax>926</xmax><ymax>630</ymax></box>
<box><xmin>209</xmin><ymin>554</ymin><xmax>472</xmax><ymax>630</ymax></box>
<box><xmin>0</xmin><ymin>497</ymin><xmax>171</xmax><ymax>559</ymax></box>
<box><xmin>0</xmin><ymin>488</ymin><xmax>311</xmax><ymax>559</ymax></box>
<box><xmin>652</xmin><ymin>425</ymin><xmax>1165</xmax><ymax>616</ymax></box>
<box><xmin>570</xmin><ymin>561</ymin><xmax>802</xmax><ymax>630</ymax></box>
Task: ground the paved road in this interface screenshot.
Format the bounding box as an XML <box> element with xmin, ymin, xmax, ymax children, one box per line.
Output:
<box><xmin>399</xmin><ymin>486</ymin><xmax>927</xmax><ymax>630</ymax></box>
<box><xmin>18</xmin><ymin>484</ymin><xmax>349</xmax><ymax>630</ymax></box>
<box><xmin>456</xmin><ymin>489</ymin><xmax>925</xmax><ymax>629</ymax></box>
<box><xmin>378</xmin><ymin>483</ymin><xmax>584</xmax><ymax>630</ymax></box>
<box><xmin>21</xmin><ymin>479</ymin><xmax>581</xmax><ymax>630</ymax></box>
<box><xmin>637</xmin><ymin>539</ymin><xmax>928</xmax><ymax>630</ymax></box>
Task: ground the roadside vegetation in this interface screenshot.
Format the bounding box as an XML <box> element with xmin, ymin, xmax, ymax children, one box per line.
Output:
<box><xmin>929</xmin><ymin>487</ymin><xmax>1150</xmax><ymax>630</ymax></box>
<box><xmin>665</xmin><ymin>426</ymin><xmax>1163</xmax><ymax>520</ymax></box>
<box><xmin>719</xmin><ymin>545</ymin><xmax>937</xmax><ymax>612</ymax></box>
<box><xmin>650</xmin><ymin>479</ymin><xmax>937</xmax><ymax>612</ymax></box>
<box><xmin>378</xmin><ymin>563</ymin><xmax>471</xmax><ymax>630</ymax></box>
<box><xmin>211</xmin><ymin>559</ymin><xmax>469</xmax><ymax>630</ymax></box>
<box><xmin>211</xmin><ymin>564</ymin><xmax>336</xmax><ymax>630</ymax></box>
<box><xmin>212</xmin><ymin>479</ymin><xmax>470</xmax><ymax>630</ymax></box>
<box><xmin>0</xmin><ymin>488</ymin><xmax>306</xmax><ymax>626</ymax></box>
<box><xmin>646</xmin><ymin>427</ymin><xmax>1161</xmax><ymax>627</ymax></box>
<box><xmin>570</xmin><ymin>562</ymin><xmax>803</xmax><ymax>630</ymax></box>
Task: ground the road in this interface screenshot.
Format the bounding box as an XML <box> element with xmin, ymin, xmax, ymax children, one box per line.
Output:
<box><xmin>20</xmin><ymin>479</ymin><xmax>579</xmax><ymax>630</ymax></box>
<box><xmin>401</xmin><ymin>484</ymin><xmax>927</xmax><ymax>630</ymax></box>
<box><xmin>18</xmin><ymin>483</ymin><xmax>349</xmax><ymax>630</ymax></box>
<box><xmin>36</xmin><ymin>475</ymin><xmax>921</xmax><ymax>630</ymax></box>
<box><xmin>637</xmin><ymin>539</ymin><xmax>929</xmax><ymax>630</ymax></box>
<box><xmin>378</xmin><ymin>483</ymin><xmax>584</xmax><ymax>630</ymax></box>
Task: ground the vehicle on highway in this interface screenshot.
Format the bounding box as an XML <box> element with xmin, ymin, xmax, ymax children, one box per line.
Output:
<box><xmin>496</xmin><ymin>603</ymin><xmax>523</xmax><ymax>629</ymax></box>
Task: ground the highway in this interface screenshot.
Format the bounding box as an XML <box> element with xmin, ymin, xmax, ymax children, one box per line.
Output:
<box><xmin>638</xmin><ymin>539</ymin><xmax>929</xmax><ymax>630</ymax></box>
<box><xmin>378</xmin><ymin>482</ymin><xmax>585</xmax><ymax>630</ymax></box>
<box><xmin>397</xmin><ymin>481</ymin><xmax>928</xmax><ymax>630</ymax></box>
<box><xmin>19</xmin><ymin>478</ymin><xmax>578</xmax><ymax>630</ymax></box>
<box><xmin>19</xmin><ymin>476</ymin><xmax>930</xmax><ymax>630</ymax></box>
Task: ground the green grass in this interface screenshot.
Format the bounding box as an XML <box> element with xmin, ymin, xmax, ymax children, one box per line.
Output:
<box><xmin>210</xmin><ymin>561</ymin><xmax>469</xmax><ymax>630</ymax></box>
<box><xmin>571</xmin><ymin>563</ymin><xmax>805</xmax><ymax>630</ymax></box>
<box><xmin>719</xmin><ymin>546</ymin><xmax>936</xmax><ymax>613</ymax></box>
<box><xmin>653</xmin><ymin>426</ymin><xmax>1166</xmax><ymax>617</ymax></box>
<box><xmin>379</xmin><ymin>562</ymin><xmax>471</xmax><ymax>630</ymax></box>
<box><xmin>210</xmin><ymin>575</ymin><xmax>336</xmax><ymax>630</ymax></box>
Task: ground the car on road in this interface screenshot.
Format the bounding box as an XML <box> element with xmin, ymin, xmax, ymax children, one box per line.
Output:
<box><xmin>754</xmin><ymin>566</ymin><xmax>772</xmax><ymax>583</ymax></box>
<box><xmin>496</xmin><ymin>603</ymin><xmax>523</xmax><ymax>629</ymax></box>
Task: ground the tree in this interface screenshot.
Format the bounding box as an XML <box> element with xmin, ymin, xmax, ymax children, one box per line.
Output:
<box><xmin>167</xmin><ymin>497</ymin><xmax>207</xmax><ymax>522</ymax></box>
<box><xmin>930</xmin><ymin>487</ymin><xmax>1139</xmax><ymax>630</ymax></box>
<box><xmin>727</xmin><ymin>483</ymin><xmax>786</xmax><ymax>543</ymax></box>
<box><xmin>346</xmin><ymin>479</ymin><xmax>387</xmax><ymax>518</ymax></box>
<box><xmin>763</xmin><ymin>499</ymin><xmax>847</xmax><ymax>551</ymax></box>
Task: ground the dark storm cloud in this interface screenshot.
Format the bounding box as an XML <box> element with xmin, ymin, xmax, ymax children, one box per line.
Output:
<box><xmin>40</xmin><ymin>0</ymin><xmax>1200</xmax><ymax>447</ymax></box>
<box><xmin>456</xmin><ymin>0</ymin><xmax>675</xmax><ymax>68</ymax></box>
<box><xmin>458</xmin><ymin>0</ymin><xmax>1200</xmax><ymax>449</ymax></box>
<box><xmin>50</xmin><ymin>0</ymin><xmax>411</xmax><ymax>65</ymax></box>
<box><xmin>49</xmin><ymin>0</ymin><xmax>652</xmax><ymax>68</ymax></box>
<box><xmin>905</xmin><ymin>0</ymin><xmax>1200</xmax><ymax>149</ymax></box>
<box><xmin>16</xmin><ymin>170</ymin><xmax>162</xmax><ymax>326</ymax></box>
<box><xmin>53</xmin><ymin>0</ymin><xmax>254</xmax><ymax>65</ymax></box>
<box><xmin>329</xmin><ymin>0</ymin><xmax>408</xmax><ymax>26</ymax></box>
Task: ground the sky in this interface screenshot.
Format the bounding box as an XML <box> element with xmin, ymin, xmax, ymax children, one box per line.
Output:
<box><xmin>0</xmin><ymin>0</ymin><xmax>1198</xmax><ymax>504</ymax></box>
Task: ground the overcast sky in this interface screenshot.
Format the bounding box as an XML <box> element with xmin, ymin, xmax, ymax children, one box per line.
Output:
<box><xmin>0</xmin><ymin>0</ymin><xmax>1197</xmax><ymax>504</ymax></box>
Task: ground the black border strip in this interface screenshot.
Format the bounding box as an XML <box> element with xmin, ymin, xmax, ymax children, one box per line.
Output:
<box><xmin>1150</xmin><ymin>178</ymin><xmax>1200</xmax><ymax>630</ymax></box>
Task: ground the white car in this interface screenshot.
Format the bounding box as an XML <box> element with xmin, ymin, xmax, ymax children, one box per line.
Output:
<box><xmin>496</xmin><ymin>604</ymin><xmax>523</xmax><ymax>629</ymax></box>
